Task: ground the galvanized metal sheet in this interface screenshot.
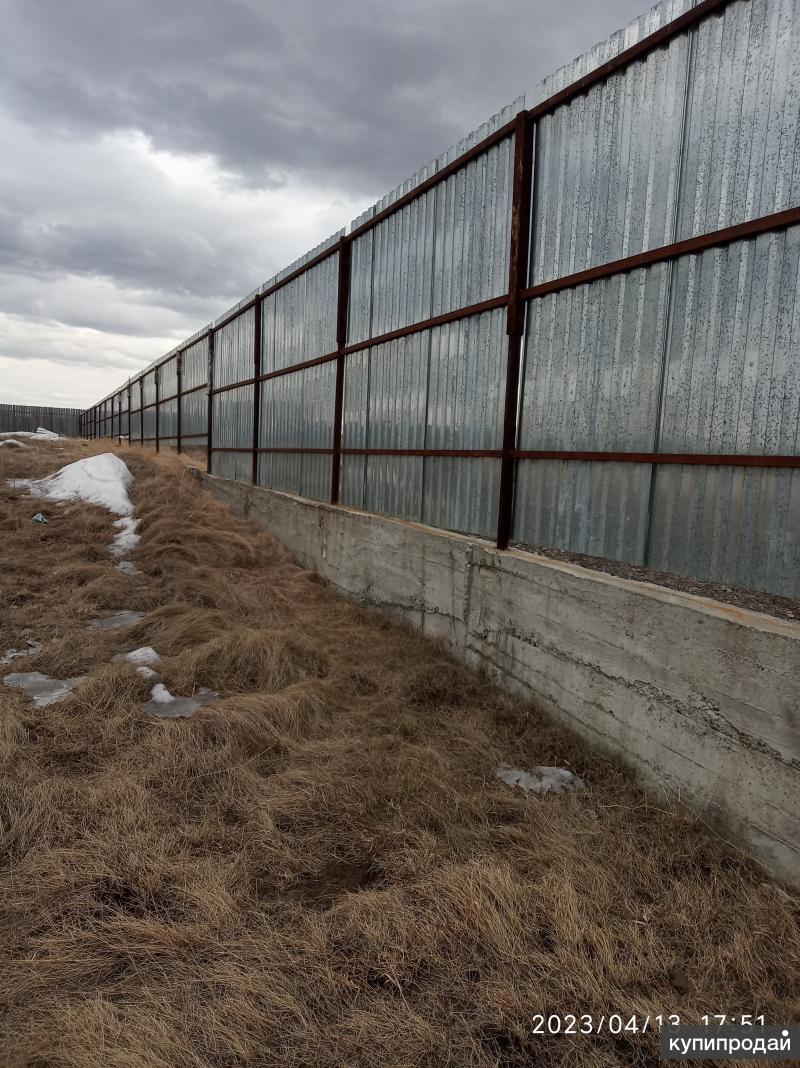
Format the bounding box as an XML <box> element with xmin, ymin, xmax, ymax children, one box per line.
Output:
<box><xmin>262</xmin><ymin>251</ymin><xmax>339</xmax><ymax>374</ymax></box>
<box><xmin>257</xmin><ymin>362</ymin><xmax>336</xmax><ymax>502</ymax></box>
<box><xmin>182</xmin><ymin>339</ymin><xmax>209</xmax><ymax>391</ymax></box>
<box><xmin>341</xmin><ymin>308</ymin><xmax>506</xmax><ymax>532</ymax></box>
<box><xmin>160</xmin><ymin>358</ymin><xmax>178</xmax><ymax>398</ymax></box>
<box><xmin>159</xmin><ymin>397</ymin><xmax>178</xmax><ymax>440</ymax></box>
<box><xmin>530</xmin><ymin>28</ymin><xmax>690</xmax><ymax>286</ymax></box>
<box><xmin>677</xmin><ymin>0</ymin><xmax>800</xmax><ymax>238</ymax></box>
<box><xmin>212</xmin><ymin>384</ymin><xmax>253</xmax><ymax>451</ymax></box>
<box><xmin>647</xmin><ymin>465</ymin><xmax>800</xmax><ymax>596</ymax></box>
<box><xmin>214</xmin><ymin>309</ymin><xmax>256</xmax><ymax>388</ymax></box>
<box><xmin>142</xmin><ymin>370</ymin><xmax>157</xmax><ymax>406</ymax></box>
<box><xmin>181</xmin><ymin>389</ymin><xmax>207</xmax><ymax>440</ymax></box>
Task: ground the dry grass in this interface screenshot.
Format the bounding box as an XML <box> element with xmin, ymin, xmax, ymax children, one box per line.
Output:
<box><xmin>0</xmin><ymin>439</ymin><xmax>797</xmax><ymax>1068</ymax></box>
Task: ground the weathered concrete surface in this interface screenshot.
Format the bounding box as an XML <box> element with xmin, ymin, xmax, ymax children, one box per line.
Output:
<box><xmin>195</xmin><ymin>471</ymin><xmax>800</xmax><ymax>884</ymax></box>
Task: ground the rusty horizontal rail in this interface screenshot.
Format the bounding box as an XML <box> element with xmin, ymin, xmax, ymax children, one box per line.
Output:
<box><xmin>208</xmin><ymin>445</ymin><xmax>800</xmax><ymax>468</ymax></box>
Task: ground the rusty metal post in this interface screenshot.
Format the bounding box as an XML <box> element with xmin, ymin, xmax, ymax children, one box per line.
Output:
<box><xmin>155</xmin><ymin>366</ymin><xmax>160</xmax><ymax>453</ymax></box>
<box><xmin>206</xmin><ymin>331</ymin><xmax>215</xmax><ymax>474</ymax></box>
<box><xmin>252</xmin><ymin>296</ymin><xmax>263</xmax><ymax>484</ymax></box>
<box><xmin>331</xmin><ymin>236</ymin><xmax>351</xmax><ymax>505</ymax></box>
<box><xmin>496</xmin><ymin>110</ymin><xmax>534</xmax><ymax>551</ymax></box>
<box><xmin>176</xmin><ymin>354</ymin><xmax>183</xmax><ymax>454</ymax></box>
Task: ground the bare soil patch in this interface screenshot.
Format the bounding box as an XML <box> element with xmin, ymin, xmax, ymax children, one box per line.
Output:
<box><xmin>1</xmin><ymin>440</ymin><xmax>797</xmax><ymax>1067</ymax></box>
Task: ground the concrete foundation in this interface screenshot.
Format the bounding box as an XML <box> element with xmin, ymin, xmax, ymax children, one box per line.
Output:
<box><xmin>195</xmin><ymin>471</ymin><xmax>800</xmax><ymax>885</ymax></box>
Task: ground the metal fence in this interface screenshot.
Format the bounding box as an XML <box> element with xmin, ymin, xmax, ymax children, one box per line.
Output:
<box><xmin>82</xmin><ymin>0</ymin><xmax>800</xmax><ymax>599</ymax></box>
<box><xmin>0</xmin><ymin>404</ymin><xmax>81</xmax><ymax>437</ymax></box>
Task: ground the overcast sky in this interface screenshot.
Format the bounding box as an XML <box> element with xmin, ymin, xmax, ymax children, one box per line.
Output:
<box><xmin>1</xmin><ymin>0</ymin><xmax>650</xmax><ymax>409</ymax></box>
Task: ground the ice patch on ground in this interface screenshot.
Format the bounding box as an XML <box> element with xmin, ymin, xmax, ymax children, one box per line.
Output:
<box><xmin>495</xmin><ymin>764</ymin><xmax>584</xmax><ymax>795</ymax></box>
<box><xmin>110</xmin><ymin>515</ymin><xmax>140</xmax><ymax>556</ymax></box>
<box><xmin>0</xmin><ymin>639</ymin><xmax>43</xmax><ymax>666</ymax></box>
<box><xmin>0</xmin><ymin>439</ymin><xmax>28</xmax><ymax>449</ymax></box>
<box><xmin>9</xmin><ymin>453</ymin><xmax>133</xmax><ymax>515</ymax></box>
<box><xmin>116</xmin><ymin>560</ymin><xmax>142</xmax><ymax>577</ymax></box>
<box><xmin>143</xmin><ymin>683</ymin><xmax>220</xmax><ymax>719</ymax></box>
<box><xmin>3</xmin><ymin>671</ymin><xmax>85</xmax><ymax>707</ymax></box>
<box><xmin>112</xmin><ymin>646</ymin><xmax>161</xmax><ymax>666</ymax></box>
<box><xmin>89</xmin><ymin>610</ymin><xmax>145</xmax><ymax>629</ymax></box>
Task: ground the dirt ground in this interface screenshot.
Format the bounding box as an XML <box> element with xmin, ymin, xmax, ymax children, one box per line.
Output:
<box><xmin>512</xmin><ymin>542</ymin><xmax>799</xmax><ymax>624</ymax></box>
<box><xmin>0</xmin><ymin>438</ymin><xmax>797</xmax><ymax>1068</ymax></box>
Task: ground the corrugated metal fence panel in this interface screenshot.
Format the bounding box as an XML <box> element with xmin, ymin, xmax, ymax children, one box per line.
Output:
<box><xmin>129</xmin><ymin>390</ymin><xmax>142</xmax><ymax>441</ymax></box>
<box><xmin>211</xmin><ymin>310</ymin><xmax>255</xmax><ymax>474</ymax></box>
<box><xmin>423</xmin><ymin>308</ymin><xmax>506</xmax><ymax>537</ymax></box>
<box><xmin>262</xmin><ymin>239</ymin><xmax>341</xmax><ymax>373</ymax></box>
<box><xmin>530</xmin><ymin>29</ymin><xmax>690</xmax><ymax>285</ymax></box>
<box><xmin>213</xmin><ymin>385</ymin><xmax>253</xmax><ymax>481</ymax></box>
<box><xmin>182</xmin><ymin>339</ymin><xmax>209</xmax><ymax>390</ymax></box>
<box><xmin>258</xmin><ymin>362</ymin><xmax>335</xmax><ymax>502</ymax></box>
<box><xmin>647</xmin><ymin>225</ymin><xmax>800</xmax><ymax>595</ymax></box>
<box><xmin>431</xmin><ymin>104</ymin><xmax>519</xmax><ymax>315</ymax></box>
<box><xmin>158</xmin><ymin>358</ymin><xmax>179</xmax><ymax>444</ymax></box>
<box><xmin>513</xmin><ymin>263</ymin><xmax>672</xmax><ymax>561</ymax></box>
<box><xmin>215</xmin><ymin>309</ymin><xmax>255</xmax><ymax>389</ymax></box>
<box><xmin>341</xmin><ymin>307</ymin><xmax>505</xmax><ymax>536</ymax></box>
<box><xmin>142</xmin><ymin>370</ymin><xmax>157</xmax><ymax>408</ymax></box>
<box><xmin>0</xmin><ymin>405</ymin><xmax>82</xmax><ymax>437</ymax></box>
<box><xmin>341</xmin><ymin>332</ymin><xmax>428</xmax><ymax>520</ymax></box>
<box><xmin>119</xmin><ymin>388</ymin><xmax>129</xmax><ymax>440</ymax></box>
<box><xmin>677</xmin><ymin>0</ymin><xmax>800</xmax><ymax>239</ymax></box>
<box><xmin>181</xmin><ymin>338</ymin><xmax>209</xmax><ymax>443</ymax></box>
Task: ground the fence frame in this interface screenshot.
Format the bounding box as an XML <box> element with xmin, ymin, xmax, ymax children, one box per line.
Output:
<box><xmin>83</xmin><ymin>0</ymin><xmax>800</xmax><ymax>565</ymax></box>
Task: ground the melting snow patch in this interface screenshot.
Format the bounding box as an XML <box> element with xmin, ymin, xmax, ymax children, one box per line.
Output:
<box><xmin>89</xmin><ymin>610</ymin><xmax>145</xmax><ymax>630</ymax></box>
<box><xmin>0</xmin><ymin>639</ymin><xmax>43</xmax><ymax>666</ymax></box>
<box><xmin>110</xmin><ymin>516</ymin><xmax>140</xmax><ymax>556</ymax></box>
<box><xmin>112</xmin><ymin>646</ymin><xmax>161</xmax><ymax>666</ymax></box>
<box><xmin>137</xmin><ymin>666</ymin><xmax>158</xmax><ymax>680</ymax></box>
<box><xmin>143</xmin><ymin>683</ymin><xmax>220</xmax><ymax>719</ymax></box>
<box><xmin>0</xmin><ymin>439</ymin><xmax>28</xmax><ymax>449</ymax></box>
<box><xmin>9</xmin><ymin>453</ymin><xmax>133</xmax><ymax>514</ymax></box>
<box><xmin>116</xmin><ymin>560</ymin><xmax>142</xmax><ymax>577</ymax></box>
<box><xmin>0</xmin><ymin>427</ymin><xmax>59</xmax><ymax>441</ymax></box>
<box><xmin>4</xmin><ymin>671</ymin><xmax>85</xmax><ymax>707</ymax></box>
<box><xmin>495</xmin><ymin>764</ymin><xmax>584</xmax><ymax>795</ymax></box>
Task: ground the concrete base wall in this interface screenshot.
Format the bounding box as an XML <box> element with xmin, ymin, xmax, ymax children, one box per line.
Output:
<box><xmin>195</xmin><ymin>471</ymin><xmax>800</xmax><ymax>885</ymax></box>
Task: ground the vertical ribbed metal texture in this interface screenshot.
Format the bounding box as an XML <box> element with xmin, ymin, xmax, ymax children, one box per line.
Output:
<box><xmin>261</xmin><ymin>234</ymin><xmax>341</xmax><ymax>373</ymax></box>
<box><xmin>512</xmin><ymin>0</ymin><xmax>800</xmax><ymax>596</ymax></box>
<box><xmin>0</xmin><ymin>405</ymin><xmax>81</xmax><ymax>436</ymax></box>
<box><xmin>78</xmin><ymin>0</ymin><xmax>800</xmax><ymax>599</ymax></box>
<box><xmin>258</xmin><ymin>362</ymin><xmax>335</xmax><ymax>502</ymax></box>
<box><xmin>158</xmin><ymin>358</ymin><xmax>178</xmax><ymax>445</ymax></box>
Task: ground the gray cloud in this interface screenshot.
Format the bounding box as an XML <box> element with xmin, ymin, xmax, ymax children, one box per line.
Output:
<box><xmin>2</xmin><ymin>0</ymin><xmax>650</xmax><ymax>193</ymax></box>
<box><xmin>0</xmin><ymin>0</ymin><xmax>650</xmax><ymax>406</ymax></box>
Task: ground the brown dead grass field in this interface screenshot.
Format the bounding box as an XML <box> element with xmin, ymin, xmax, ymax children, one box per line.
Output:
<box><xmin>0</xmin><ymin>438</ymin><xmax>797</xmax><ymax>1068</ymax></box>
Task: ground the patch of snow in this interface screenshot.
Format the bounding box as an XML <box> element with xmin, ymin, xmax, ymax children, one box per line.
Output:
<box><xmin>0</xmin><ymin>439</ymin><xmax>28</xmax><ymax>449</ymax></box>
<box><xmin>136</xmin><ymin>666</ymin><xmax>158</xmax><ymax>679</ymax></box>
<box><xmin>495</xmin><ymin>763</ymin><xmax>585</xmax><ymax>795</ymax></box>
<box><xmin>143</xmin><ymin>683</ymin><xmax>220</xmax><ymax>719</ymax></box>
<box><xmin>89</xmin><ymin>610</ymin><xmax>145</xmax><ymax>630</ymax></box>
<box><xmin>9</xmin><ymin>453</ymin><xmax>134</xmax><ymax>515</ymax></box>
<box><xmin>116</xmin><ymin>560</ymin><xmax>142</xmax><ymax>577</ymax></box>
<box><xmin>0</xmin><ymin>639</ymin><xmax>43</xmax><ymax>666</ymax></box>
<box><xmin>4</xmin><ymin>671</ymin><xmax>85</xmax><ymax>707</ymax></box>
<box><xmin>111</xmin><ymin>646</ymin><xmax>161</xmax><ymax>666</ymax></box>
<box><xmin>110</xmin><ymin>515</ymin><xmax>140</xmax><ymax>556</ymax></box>
<box><xmin>0</xmin><ymin>427</ymin><xmax>59</xmax><ymax>441</ymax></box>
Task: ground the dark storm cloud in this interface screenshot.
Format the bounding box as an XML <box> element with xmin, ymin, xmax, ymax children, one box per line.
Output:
<box><xmin>2</xmin><ymin>0</ymin><xmax>650</xmax><ymax>194</ymax></box>
<box><xmin>1</xmin><ymin>0</ymin><xmax>652</xmax><ymax>405</ymax></box>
